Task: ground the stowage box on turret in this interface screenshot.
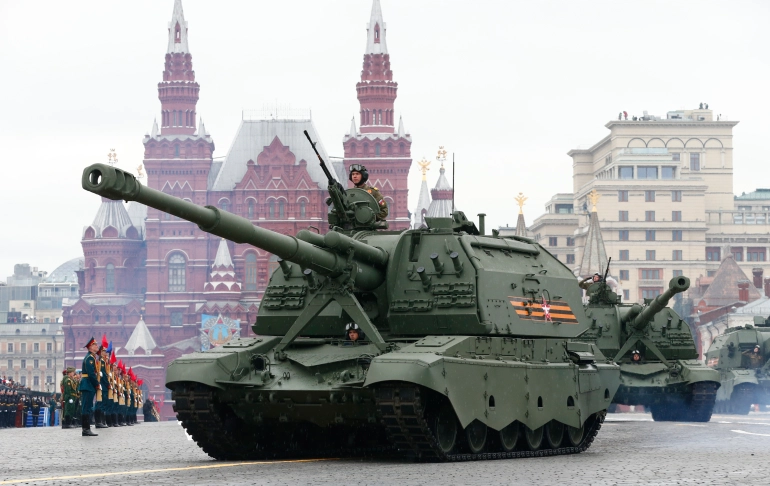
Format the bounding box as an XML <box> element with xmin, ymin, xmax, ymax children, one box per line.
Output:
<box><xmin>577</xmin><ymin>278</ymin><xmax>720</xmax><ymax>422</ymax></box>
<box><xmin>706</xmin><ymin>315</ymin><xmax>770</xmax><ymax>414</ymax></box>
<box><xmin>82</xmin><ymin>145</ymin><xmax>620</xmax><ymax>461</ymax></box>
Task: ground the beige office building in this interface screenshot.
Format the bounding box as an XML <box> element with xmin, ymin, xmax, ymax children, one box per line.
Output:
<box><xmin>525</xmin><ymin>106</ymin><xmax>770</xmax><ymax>303</ymax></box>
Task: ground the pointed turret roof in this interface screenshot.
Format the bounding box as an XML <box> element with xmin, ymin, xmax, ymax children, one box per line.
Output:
<box><xmin>348</xmin><ymin>117</ymin><xmax>357</xmax><ymax>137</ymax></box>
<box><xmin>85</xmin><ymin>199</ymin><xmax>139</xmax><ymax>239</ymax></box>
<box><xmin>365</xmin><ymin>0</ymin><xmax>388</xmax><ymax>55</ymax></box>
<box><xmin>212</xmin><ymin>238</ymin><xmax>233</xmax><ymax>269</ymax></box>
<box><xmin>578</xmin><ymin>196</ymin><xmax>609</xmax><ymax>276</ymax></box>
<box><xmin>167</xmin><ymin>0</ymin><xmax>190</xmax><ymax>54</ymax></box>
<box><xmin>150</xmin><ymin>118</ymin><xmax>159</xmax><ymax>138</ymax></box>
<box><xmin>413</xmin><ymin>160</ymin><xmax>432</xmax><ymax>228</ymax></box>
<box><xmin>124</xmin><ymin>318</ymin><xmax>157</xmax><ymax>356</ymax></box>
<box><xmin>515</xmin><ymin>214</ymin><xmax>527</xmax><ymax>237</ymax></box>
<box><xmin>426</xmin><ymin>164</ymin><xmax>454</xmax><ymax>218</ymax></box>
<box><xmin>700</xmin><ymin>256</ymin><xmax>761</xmax><ymax>306</ymax></box>
<box><xmin>397</xmin><ymin>116</ymin><xmax>405</xmax><ymax>137</ymax></box>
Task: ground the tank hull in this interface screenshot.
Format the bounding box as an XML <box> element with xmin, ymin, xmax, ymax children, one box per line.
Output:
<box><xmin>611</xmin><ymin>360</ymin><xmax>719</xmax><ymax>421</ymax></box>
<box><xmin>713</xmin><ymin>370</ymin><xmax>770</xmax><ymax>414</ymax></box>
<box><xmin>167</xmin><ymin>336</ymin><xmax>620</xmax><ymax>460</ymax></box>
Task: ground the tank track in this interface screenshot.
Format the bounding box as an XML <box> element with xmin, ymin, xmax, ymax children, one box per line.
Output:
<box><xmin>651</xmin><ymin>382</ymin><xmax>718</xmax><ymax>422</ymax></box>
<box><xmin>374</xmin><ymin>383</ymin><xmax>605</xmax><ymax>461</ymax></box>
<box><xmin>172</xmin><ymin>382</ymin><xmax>392</xmax><ymax>461</ymax></box>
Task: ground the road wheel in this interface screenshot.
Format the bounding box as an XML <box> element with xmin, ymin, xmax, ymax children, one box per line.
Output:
<box><xmin>566</xmin><ymin>423</ymin><xmax>584</xmax><ymax>447</ymax></box>
<box><xmin>524</xmin><ymin>425</ymin><xmax>544</xmax><ymax>451</ymax></box>
<box><xmin>498</xmin><ymin>422</ymin><xmax>519</xmax><ymax>452</ymax></box>
<box><xmin>464</xmin><ymin>419</ymin><xmax>487</xmax><ymax>454</ymax></box>
<box><xmin>545</xmin><ymin>421</ymin><xmax>564</xmax><ymax>448</ymax></box>
<box><xmin>429</xmin><ymin>401</ymin><xmax>458</xmax><ymax>454</ymax></box>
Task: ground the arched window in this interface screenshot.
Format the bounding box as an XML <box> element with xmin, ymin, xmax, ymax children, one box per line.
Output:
<box><xmin>279</xmin><ymin>200</ymin><xmax>285</xmax><ymax>219</ymax></box>
<box><xmin>168</xmin><ymin>253</ymin><xmax>186</xmax><ymax>292</ymax></box>
<box><xmin>375</xmin><ymin>144</ymin><xmax>381</xmax><ymax>156</ymax></box>
<box><xmin>268</xmin><ymin>200</ymin><xmax>275</xmax><ymax>219</ymax></box>
<box><xmin>105</xmin><ymin>263</ymin><xmax>115</xmax><ymax>292</ymax></box>
<box><xmin>174</xmin><ymin>145</ymin><xmax>180</xmax><ymax>158</ymax></box>
<box><xmin>219</xmin><ymin>199</ymin><xmax>229</xmax><ymax>212</ymax></box>
<box><xmin>247</xmin><ymin>199</ymin><xmax>255</xmax><ymax>219</ymax></box>
<box><xmin>300</xmin><ymin>200</ymin><xmax>307</xmax><ymax>219</ymax></box>
<box><xmin>245</xmin><ymin>253</ymin><xmax>257</xmax><ymax>291</ymax></box>
<box><xmin>400</xmin><ymin>143</ymin><xmax>406</xmax><ymax>155</ymax></box>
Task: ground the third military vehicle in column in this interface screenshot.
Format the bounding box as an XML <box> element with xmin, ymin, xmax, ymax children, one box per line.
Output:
<box><xmin>81</xmin><ymin>132</ymin><xmax>621</xmax><ymax>461</ymax></box>
<box><xmin>577</xmin><ymin>276</ymin><xmax>720</xmax><ymax>422</ymax></box>
<box><xmin>706</xmin><ymin>315</ymin><xmax>770</xmax><ymax>414</ymax></box>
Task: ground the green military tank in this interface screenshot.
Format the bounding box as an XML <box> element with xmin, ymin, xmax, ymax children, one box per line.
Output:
<box><xmin>577</xmin><ymin>277</ymin><xmax>719</xmax><ymax>422</ymax></box>
<box><xmin>706</xmin><ymin>315</ymin><xmax>770</xmax><ymax>414</ymax></box>
<box><xmin>81</xmin><ymin>136</ymin><xmax>620</xmax><ymax>461</ymax></box>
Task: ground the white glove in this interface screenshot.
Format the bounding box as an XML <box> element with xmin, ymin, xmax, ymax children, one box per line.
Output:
<box><xmin>68</xmin><ymin>399</ymin><xmax>73</xmax><ymax>404</ymax></box>
<box><xmin>100</xmin><ymin>372</ymin><xmax>103</xmax><ymax>377</ymax></box>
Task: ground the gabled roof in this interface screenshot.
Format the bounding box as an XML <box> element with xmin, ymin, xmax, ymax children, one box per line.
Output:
<box><xmin>124</xmin><ymin>318</ymin><xmax>157</xmax><ymax>356</ymax></box>
<box><xmin>701</xmin><ymin>256</ymin><xmax>761</xmax><ymax>306</ymax></box>
<box><xmin>210</xmin><ymin>119</ymin><xmax>338</xmax><ymax>191</ymax></box>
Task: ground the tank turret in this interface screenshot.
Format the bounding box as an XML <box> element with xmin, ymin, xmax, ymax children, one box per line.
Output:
<box><xmin>81</xmin><ymin>157</ymin><xmax>620</xmax><ymax>462</ymax></box>
<box><xmin>625</xmin><ymin>276</ymin><xmax>690</xmax><ymax>330</ymax></box>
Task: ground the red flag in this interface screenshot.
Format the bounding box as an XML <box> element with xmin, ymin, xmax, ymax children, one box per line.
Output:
<box><xmin>110</xmin><ymin>351</ymin><xmax>116</xmax><ymax>365</ymax></box>
<box><xmin>101</xmin><ymin>334</ymin><xmax>109</xmax><ymax>349</ymax></box>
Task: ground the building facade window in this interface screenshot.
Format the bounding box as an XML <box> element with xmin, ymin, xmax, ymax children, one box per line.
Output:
<box><xmin>645</xmin><ymin>191</ymin><xmax>655</xmax><ymax>202</ymax></box>
<box><xmin>645</xmin><ymin>211</ymin><xmax>655</xmax><ymax>222</ymax></box>
<box><xmin>673</xmin><ymin>250</ymin><xmax>683</xmax><ymax>261</ymax></box>
<box><xmin>7</xmin><ymin>343</ymin><xmax>13</xmax><ymax>353</ymax></box>
<box><xmin>220</xmin><ymin>199</ymin><xmax>229</xmax><ymax>212</ymax></box>
<box><xmin>690</xmin><ymin>153</ymin><xmax>700</xmax><ymax>171</ymax></box>
<box><xmin>46</xmin><ymin>359</ymin><xmax>52</xmax><ymax>368</ymax></box>
<box><xmin>706</xmin><ymin>247</ymin><xmax>721</xmax><ymax>261</ymax></box>
<box><xmin>268</xmin><ymin>200</ymin><xmax>275</xmax><ymax>219</ymax></box>
<box><xmin>646</xmin><ymin>250</ymin><xmax>656</xmax><ymax>260</ymax></box>
<box><xmin>33</xmin><ymin>343</ymin><xmax>39</xmax><ymax>353</ymax></box>
<box><xmin>7</xmin><ymin>359</ymin><xmax>12</xmax><ymax>369</ymax></box>
<box><xmin>21</xmin><ymin>343</ymin><xmax>26</xmax><ymax>354</ymax></box>
<box><xmin>245</xmin><ymin>253</ymin><xmax>257</xmax><ymax>291</ymax></box>
<box><xmin>106</xmin><ymin>263</ymin><xmax>115</xmax><ymax>292</ymax></box>
<box><xmin>748</xmin><ymin>248</ymin><xmax>767</xmax><ymax>261</ymax></box>
<box><xmin>21</xmin><ymin>359</ymin><xmax>26</xmax><ymax>369</ymax></box>
<box><xmin>618</xmin><ymin>191</ymin><xmax>628</xmax><ymax>202</ymax></box>
<box><xmin>645</xmin><ymin>230</ymin><xmax>656</xmax><ymax>241</ymax></box>
<box><xmin>300</xmin><ymin>200</ymin><xmax>307</xmax><ymax>219</ymax></box>
<box><xmin>20</xmin><ymin>376</ymin><xmax>26</xmax><ymax>386</ymax></box>
<box><xmin>672</xmin><ymin>190</ymin><xmax>682</xmax><ymax>202</ymax></box>
<box><xmin>732</xmin><ymin>249</ymin><xmax>743</xmax><ymax>261</ymax></box>
<box><xmin>279</xmin><ymin>200</ymin><xmax>285</xmax><ymax>219</ymax></box>
<box><xmin>672</xmin><ymin>210</ymin><xmax>682</xmax><ymax>222</ymax></box>
<box><xmin>619</xmin><ymin>250</ymin><xmax>629</xmax><ymax>261</ymax></box>
<box><xmin>672</xmin><ymin>153</ymin><xmax>681</xmax><ymax>162</ymax></box>
<box><xmin>672</xmin><ymin>230</ymin><xmax>683</xmax><ymax>241</ymax></box>
<box><xmin>642</xmin><ymin>288</ymin><xmax>663</xmax><ymax>300</ymax></box>
<box><xmin>638</xmin><ymin>167</ymin><xmax>658</xmax><ymax>179</ymax></box>
<box><xmin>170</xmin><ymin>312</ymin><xmax>183</xmax><ymax>327</ymax></box>
<box><xmin>623</xmin><ymin>290</ymin><xmax>630</xmax><ymax>301</ymax></box>
<box><xmin>168</xmin><ymin>253</ymin><xmax>186</xmax><ymax>292</ymax></box>
<box><xmin>641</xmin><ymin>269</ymin><xmax>661</xmax><ymax>280</ymax></box>
<box><xmin>566</xmin><ymin>254</ymin><xmax>575</xmax><ymax>264</ymax></box>
<box><xmin>619</xmin><ymin>230</ymin><xmax>629</xmax><ymax>241</ymax></box>
<box><xmin>662</xmin><ymin>167</ymin><xmax>676</xmax><ymax>179</ymax></box>
<box><xmin>619</xmin><ymin>167</ymin><xmax>634</xmax><ymax>179</ymax></box>
<box><xmin>619</xmin><ymin>270</ymin><xmax>629</xmax><ymax>281</ymax></box>
<box><xmin>619</xmin><ymin>210</ymin><xmax>629</xmax><ymax>222</ymax></box>
<box><xmin>46</xmin><ymin>343</ymin><xmax>52</xmax><ymax>352</ymax></box>
<box><xmin>548</xmin><ymin>237</ymin><xmax>558</xmax><ymax>247</ymax></box>
<box><xmin>673</xmin><ymin>270</ymin><xmax>684</xmax><ymax>277</ymax></box>
<box><xmin>247</xmin><ymin>199</ymin><xmax>255</xmax><ymax>219</ymax></box>
<box><xmin>33</xmin><ymin>359</ymin><xmax>38</xmax><ymax>369</ymax></box>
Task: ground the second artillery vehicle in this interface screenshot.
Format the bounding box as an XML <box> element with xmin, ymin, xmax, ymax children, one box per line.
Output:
<box><xmin>577</xmin><ymin>277</ymin><xmax>720</xmax><ymax>422</ymax></box>
<box><xmin>81</xmin><ymin>134</ymin><xmax>621</xmax><ymax>461</ymax></box>
<box><xmin>706</xmin><ymin>315</ymin><xmax>770</xmax><ymax>414</ymax></box>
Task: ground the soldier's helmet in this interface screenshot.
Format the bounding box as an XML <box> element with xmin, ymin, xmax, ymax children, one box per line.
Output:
<box><xmin>348</xmin><ymin>164</ymin><xmax>369</xmax><ymax>184</ymax></box>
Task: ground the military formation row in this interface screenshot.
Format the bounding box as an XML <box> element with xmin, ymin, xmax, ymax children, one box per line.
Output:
<box><xmin>0</xmin><ymin>391</ymin><xmax>55</xmax><ymax>428</ymax></box>
<box><xmin>61</xmin><ymin>336</ymin><xmax>145</xmax><ymax>436</ymax></box>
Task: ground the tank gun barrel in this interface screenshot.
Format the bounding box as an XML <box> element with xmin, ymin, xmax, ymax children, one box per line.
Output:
<box><xmin>629</xmin><ymin>276</ymin><xmax>690</xmax><ymax>329</ymax></box>
<box><xmin>81</xmin><ymin>163</ymin><xmax>386</xmax><ymax>290</ymax></box>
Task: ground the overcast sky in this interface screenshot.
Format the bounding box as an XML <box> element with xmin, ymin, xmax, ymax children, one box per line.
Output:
<box><xmin>1</xmin><ymin>0</ymin><xmax>768</xmax><ymax>279</ymax></box>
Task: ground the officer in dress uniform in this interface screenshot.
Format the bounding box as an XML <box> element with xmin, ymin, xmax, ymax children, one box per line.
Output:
<box><xmin>349</xmin><ymin>164</ymin><xmax>388</xmax><ymax>222</ymax></box>
<box><xmin>78</xmin><ymin>337</ymin><xmax>100</xmax><ymax>437</ymax></box>
<box><xmin>62</xmin><ymin>367</ymin><xmax>78</xmax><ymax>429</ymax></box>
<box><xmin>10</xmin><ymin>391</ymin><xmax>19</xmax><ymax>427</ymax></box>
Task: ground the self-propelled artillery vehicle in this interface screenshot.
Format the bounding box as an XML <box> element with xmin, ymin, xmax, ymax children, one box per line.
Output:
<box><xmin>577</xmin><ymin>277</ymin><xmax>719</xmax><ymax>422</ymax></box>
<box><xmin>706</xmin><ymin>315</ymin><xmax>770</xmax><ymax>414</ymax></box>
<box><xmin>81</xmin><ymin>136</ymin><xmax>620</xmax><ymax>461</ymax></box>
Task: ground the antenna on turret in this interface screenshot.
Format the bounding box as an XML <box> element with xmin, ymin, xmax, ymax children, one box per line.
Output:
<box><xmin>602</xmin><ymin>257</ymin><xmax>612</xmax><ymax>289</ymax></box>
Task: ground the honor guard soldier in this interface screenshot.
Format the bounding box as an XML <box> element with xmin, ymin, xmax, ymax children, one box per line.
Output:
<box><xmin>0</xmin><ymin>390</ymin><xmax>7</xmax><ymax>428</ymax></box>
<box><xmin>31</xmin><ymin>397</ymin><xmax>41</xmax><ymax>427</ymax></box>
<box><xmin>78</xmin><ymin>337</ymin><xmax>100</xmax><ymax>436</ymax></box>
<box><xmin>94</xmin><ymin>335</ymin><xmax>110</xmax><ymax>429</ymax></box>
<box><xmin>349</xmin><ymin>164</ymin><xmax>388</xmax><ymax>222</ymax></box>
<box><xmin>11</xmin><ymin>391</ymin><xmax>19</xmax><ymax>427</ymax></box>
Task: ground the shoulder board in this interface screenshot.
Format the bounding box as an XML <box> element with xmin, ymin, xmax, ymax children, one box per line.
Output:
<box><xmin>373</xmin><ymin>187</ymin><xmax>379</xmax><ymax>191</ymax></box>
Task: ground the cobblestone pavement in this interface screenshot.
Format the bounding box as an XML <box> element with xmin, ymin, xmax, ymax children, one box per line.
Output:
<box><xmin>2</xmin><ymin>412</ymin><xmax>770</xmax><ymax>486</ymax></box>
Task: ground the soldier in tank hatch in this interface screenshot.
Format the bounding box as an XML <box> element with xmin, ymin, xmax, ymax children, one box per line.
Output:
<box><xmin>349</xmin><ymin>164</ymin><xmax>388</xmax><ymax>222</ymax></box>
<box><xmin>742</xmin><ymin>345</ymin><xmax>764</xmax><ymax>368</ymax></box>
<box><xmin>579</xmin><ymin>273</ymin><xmax>603</xmax><ymax>290</ymax></box>
<box><xmin>344</xmin><ymin>323</ymin><xmax>365</xmax><ymax>343</ymax></box>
